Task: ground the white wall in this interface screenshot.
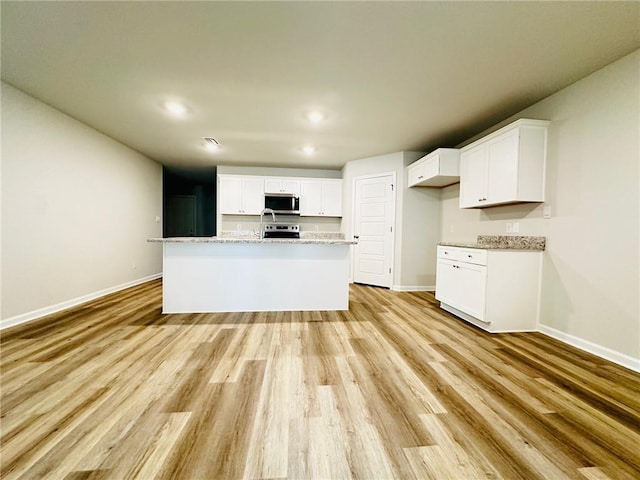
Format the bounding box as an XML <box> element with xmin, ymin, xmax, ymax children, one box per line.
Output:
<box><xmin>440</xmin><ymin>50</ymin><xmax>640</xmax><ymax>366</ymax></box>
<box><xmin>217</xmin><ymin>165</ymin><xmax>341</xmax><ymax>179</ymax></box>
<box><xmin>342</xmin><ymin>151</ymin><xmax>440</xmax><ymax>290</ymax></box>
<box><xmin>400</xmin><ymin>152</ymin><xmax>442</xmax><ymax>290</ymax></box>
<box><xmin>1</xmin><ymin>83</ymin><xmax>163</xmax><ymax>327</ymax></box>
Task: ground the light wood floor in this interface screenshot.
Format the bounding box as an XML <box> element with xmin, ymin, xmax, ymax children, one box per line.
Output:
<box><xmin>1</xmin><ymin>280</ymin><xmax>639</xmax><ymax>480</ymax></box>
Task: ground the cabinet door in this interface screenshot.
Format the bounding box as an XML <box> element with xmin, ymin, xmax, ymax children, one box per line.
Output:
<box><xmin>321</xmin><ymin>180</ymin><xmax>343</xmax><ymax>216</ymax></box>
<box><xmin>218</xmin><ymin>176</ymin><xmax>244</xmax><ymax>214</ymax></box>
<box><xmin>281</xmin><ymin>179</ymin><xmax>301</xmax><ymax>195</ymax></box>
<box><xmin>264</xmin><ymin>178</ymin><xmax>282</xmax><ymax>194</ymax></box>
<box><xmin>458</xmin><ymin>262</ymin><xmax>487</xmax><ymax>321</ymax></box>
<box><xmin>241</xmin><ymin>177</ymin><xmax>265</xmax><ymax>215</ymax></box>
<box><xmin>435</xmin><ymin>259</ymin><xmax>459</xmax><ymax>307</ymax></box>
<box><xmin>407</xmin><ymin>162</ymin><xmax>424</xmax><ymax>187</ymax></box>
<box><xmin>264</xmin><ymin>178</ymin><xmax>301</xmax><ymax>194</ymax></box>
<box><xmin>459</xmin><ymin>145</ymin><xmax>488</xmax><ymax>208</ymax></box>
<box><xmin>422</xmin><ymin>156</ymin><xmax>439</xmax><ymax>179</ymax></box>
<box><xmin>300</xmin><ymin>180</ymin><xmax>323</xmax><ymax>216</ymax></box>
<box><xmin>486</xmin><ymin>130</ymin><xmax>519</xmax><ymax>204</ymax></box>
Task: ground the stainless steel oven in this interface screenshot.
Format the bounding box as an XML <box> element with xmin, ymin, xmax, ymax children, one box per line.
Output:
<box><xmin>263</xmin><ymin>223</ymin><xmax>300</xmax><ymax>239</ymax></box>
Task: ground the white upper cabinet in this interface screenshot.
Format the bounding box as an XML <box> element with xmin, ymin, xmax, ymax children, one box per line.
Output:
<box><xmin>321</xmin><ymin>180</ymin><xmax>343</xmax><ymax>217</ymax></box>
<box><xmin>264</xmin><ymin>177</ymin><xmax>301</xmax><ymax>195</ymax></box>
<box><xmin>218</xmin><ymin>174</ymin><xmax>342</xmax><ymax>217</ymax></box>
<box><xmin>300</xmin><ymin>181</ymin><xmax>322</xmax><ymax>215</ymax></box>
<box><xmin>218</xmin><ymin>175</ymin><xmax>265</xmax><ymax>215</ymax></box>
<box><xmin>300</xmin><ymin>179</ymin><xmax>343</xmax><ymax>217</ymax></box>
<box><xmin>407</xmin><ymin>148</ymin><xmax>460</xmax><ymax>187</ymax></box>
<box><xmin>459</xmin><ymin>119</ymin><xmax>550</xmax><ymax>208</ymax></box>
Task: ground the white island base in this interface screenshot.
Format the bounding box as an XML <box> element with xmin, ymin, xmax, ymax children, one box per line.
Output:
<box><xmin>161</xmin><ymin>241</ymin><xmax>351</xmax><ymax>313</ymax></box>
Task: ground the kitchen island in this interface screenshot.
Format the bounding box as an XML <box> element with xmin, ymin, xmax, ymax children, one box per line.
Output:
<box><xmin>148</xmin><ymin>236</ymin><xmax>356</xmax><ymax>313</ymax></box>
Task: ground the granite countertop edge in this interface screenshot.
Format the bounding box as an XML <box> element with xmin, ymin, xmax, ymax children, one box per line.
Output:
<box><xmin>438</xmin><ymin>241</ymin><xmax>544</xmax><ymax>251</ymax></box>
<box><xmin>148</xmin><ymin>237</ymin><xmax>356</xmax><ymax>245</ymax></box>
<box><xmin>439</xmin><ymin>235</ymin><xmax>546</xmax><ymax>251</ymax></box>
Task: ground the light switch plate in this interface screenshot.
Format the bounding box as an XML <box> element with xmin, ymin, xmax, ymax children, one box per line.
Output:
<box><xmin>543</xmin><ymin>206</ymin><xmax>552</xmax><ymax>219</ymax></box>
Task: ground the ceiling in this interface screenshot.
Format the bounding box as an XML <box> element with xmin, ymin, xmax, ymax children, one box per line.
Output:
<box><xmin>2</xmin><ymin>2</ymin><xmax>639</xmax><ymax>170</ymax></box>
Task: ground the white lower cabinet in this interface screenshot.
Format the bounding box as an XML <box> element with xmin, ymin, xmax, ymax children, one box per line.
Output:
<box><xmin>435</xmin><ymin>246</ymin><xmax>542</xmax><ymax>332</ymax></box>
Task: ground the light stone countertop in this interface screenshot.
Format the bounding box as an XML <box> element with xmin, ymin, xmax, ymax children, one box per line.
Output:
<box><xmin>148</xmin><ymin>236</ymin><xmax>356</xmax><ymax>245</ymax></box>
<box><xmin>439</xmin><ymin>235</ymin><xmax>546</xmax><ymax>251</ymax></box>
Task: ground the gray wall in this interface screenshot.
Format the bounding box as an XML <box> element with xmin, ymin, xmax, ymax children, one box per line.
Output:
<box><xmin>1</xmin><ymin>83</ymin><xmax>163</xmax><ymax>326</ymax></box>
<box><xmin>440</xmin><ymin>50</ymin><xmax>640</xmax><ymax>364</ymax></box>
<box><xmin>342</xmin><ymin>151</ymin><xmax>440</xmax><ymax>290</ymax></box>
<box><xmin>217</xmin><ymin>165</ymin><xmax>341</xmax><ymax>178</ymax></box>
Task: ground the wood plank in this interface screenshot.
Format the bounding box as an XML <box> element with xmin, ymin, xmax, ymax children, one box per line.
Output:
<box><xmin>156</xmin><ymin>360</ymin><xmax>266</xmax><ymax>479</ymax></box>
<box><xmin>1</xmin><ymin>281</ymin><xmax>638</xmax><ymax>479</ymax></box>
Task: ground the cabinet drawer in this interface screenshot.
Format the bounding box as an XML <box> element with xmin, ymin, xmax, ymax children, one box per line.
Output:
<box><xmin>437</xmin><ymin>246</ymin><xmax>460</xmax><ymax>260</ymax></box>
<box><xmin>459</xmin><ymin>249</ymin><xmax>488</xmax><ymax>266</ymax></box>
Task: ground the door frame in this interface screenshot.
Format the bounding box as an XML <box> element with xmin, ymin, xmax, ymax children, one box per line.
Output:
<box><xmin>350</xmin><ymin>171</ymin><xmax>397</xmax><ymax>287</ymax></box>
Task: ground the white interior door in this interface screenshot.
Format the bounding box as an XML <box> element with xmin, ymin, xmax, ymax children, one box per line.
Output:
<box><xmin>352</xmin><ymin>174</ymin><xmax>395</xmax><ymax>288</ymax></box>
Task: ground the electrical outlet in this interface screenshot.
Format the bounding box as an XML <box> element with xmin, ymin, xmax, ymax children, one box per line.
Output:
<box><xmin>155</xmin><ymin>215</ymin><xmax>161</xmax><ymax>223</ymax></box>
<box><xmin>512</xmin><ymin>222</ymin><xmax>520</xmax><ymax>233</ymax></box>
<box><xmin>506</xmin><ymin>222</ymin><xmax>513</xmax><ymax>233</ymax></box>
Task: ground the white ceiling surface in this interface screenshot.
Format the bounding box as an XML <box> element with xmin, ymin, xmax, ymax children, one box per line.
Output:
<box><xmin>2</xmin><ymin>2</ymin><xmax>639</xmax><ymax>170</ymax></box>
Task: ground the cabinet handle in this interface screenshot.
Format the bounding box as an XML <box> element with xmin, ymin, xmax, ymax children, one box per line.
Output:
<box><xmin>478</xmin><ymin>197</ymin><xmax>487</xmax><ymax>202</ymax></box>
<box><xmin>418</xmin><ymin>175</ymin><xmax>423</xmax><ymax>179</ymax></box>
<box><xmin>467</xmin><ymin>254</ymin><xmax>472</xmax><ymax>258</ymax></box>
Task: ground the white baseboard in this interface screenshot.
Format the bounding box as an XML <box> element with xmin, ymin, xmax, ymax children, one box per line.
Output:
<box><xmin>538</xmin><ymin>324</ymin><xmax>640</xmax><ymax>373</ymax></box>
<box><xmin>0</xmin><ymin>273</ymin><xmax>162</xmax><ymax>331</ymax></box>
<box><xmin>391</xmin><ymin>285</ymin><xmax>435</xmax><ymax>292</ymax></box>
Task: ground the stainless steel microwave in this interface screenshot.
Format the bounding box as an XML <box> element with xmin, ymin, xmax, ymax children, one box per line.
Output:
<box><xmin>264</xmin><ymin>193</ymin><xmax>300</xmax><ymax>215</ymax></box>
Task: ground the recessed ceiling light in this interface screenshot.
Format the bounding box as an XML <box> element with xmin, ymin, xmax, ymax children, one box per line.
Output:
<box><xmin>306</xmin><ymin>111</ymin><xmax>324</xmax><ymax>124</ymax></box>
<box><xmin>203</xmin><ymin>137</ymin><xmax>221</xmax><ymax>151</ymax></box>
<box><xmin>302</xmin><ymin>145</ymin><xmax>316</xmax><ymax>155</ymax></box>
<box><xmin>164</xmin><ymin>101</ymin><xmax>187</xmax><ymax>117</ymax></box>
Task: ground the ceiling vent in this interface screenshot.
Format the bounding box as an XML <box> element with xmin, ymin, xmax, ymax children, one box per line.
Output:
<box><xmin>203</xmin><ymin>137</ymin><xmax>220</xmax><ymax>151</ymax></box>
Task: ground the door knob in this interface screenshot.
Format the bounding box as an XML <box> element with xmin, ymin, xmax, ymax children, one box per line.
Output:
<box><xmin>353</xmin><ymin>235</ymin><xmax>360</xmax><ymax>239</ymax></box>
